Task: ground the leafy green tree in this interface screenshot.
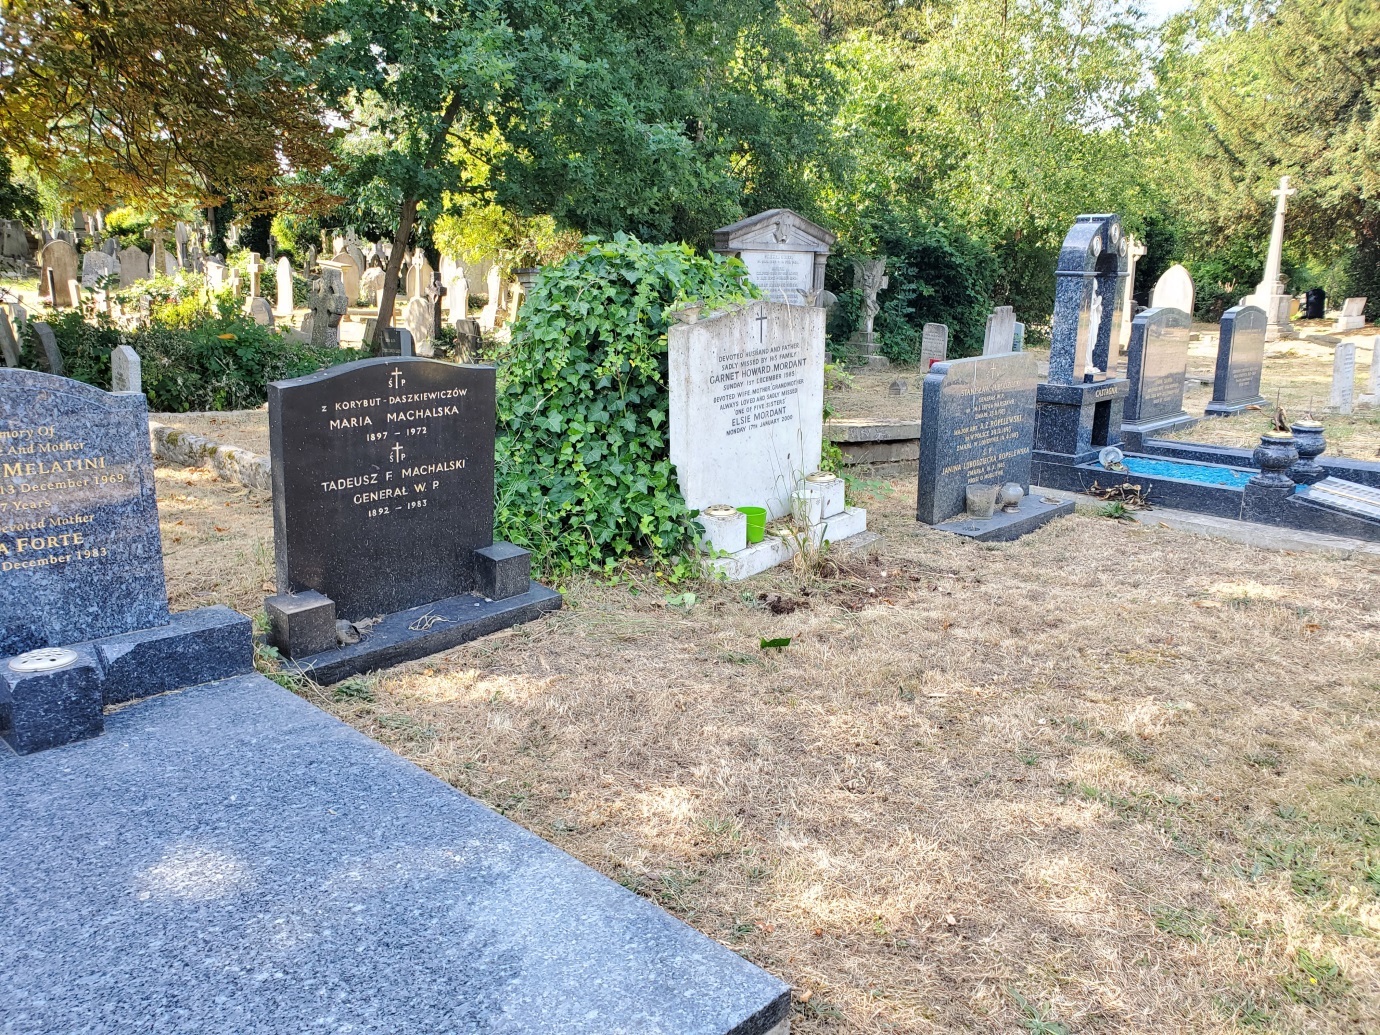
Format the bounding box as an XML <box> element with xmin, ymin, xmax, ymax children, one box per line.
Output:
<box><xmin>0</xmin><ymin>0</ymin><xmax>331</xmax><ymax>213</ymax></box>
<box><xmin>1156</xmin><ymin>0</ymin><xmax>1380</xmax><ymax>311</ymax></box>
<box><xmin>0</xmin><ymin>154</ymin><xmax>39</xmax><ymax>223</ymax></box>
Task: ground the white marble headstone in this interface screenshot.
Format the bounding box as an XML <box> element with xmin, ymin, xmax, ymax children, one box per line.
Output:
<box><xmin>1151</xmin><ymin>264</ymin><xmax>1195</xmax><ymax>316</ymax></box>
<box><xmin>668</xmin><ymin>300</ymin><xmax>825</xmax><ymax>520</ymax></box>
<box><xmin>1330</xmin><ymin>342</ymin><xmax>1357</xmax><ymax>414</ymax></box>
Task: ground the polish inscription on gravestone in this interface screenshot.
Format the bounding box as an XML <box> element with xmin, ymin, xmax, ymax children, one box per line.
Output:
<box><xmin>0</xmin><ymin>369</ymin><xmax>169</xmax><ymax>656</ymax></box>
<box><xmin>269</xmin><ymin>357</ymin><xmax>497</xmax><ymax>620</ymax></box>
<box><xmin>668</xmin><ymin>301</ymin><xmax>825</xmax><ymax>519</ymax></box>
<box><xmin>916</xmin><ymin>352</ymin><xmax>1038</xmax><ymax>525</ymax></box>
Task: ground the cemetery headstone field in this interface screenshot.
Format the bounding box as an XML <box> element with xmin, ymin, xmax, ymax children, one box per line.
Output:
<box><xmin>7</xmin><ymin>0</ymin><xmax>1380</xmax><ymax>1014</ymax></box>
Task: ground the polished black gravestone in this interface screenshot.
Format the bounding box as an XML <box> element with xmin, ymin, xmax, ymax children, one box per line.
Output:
<box><xmin>916</xmin><ymin>352</ymin><xmax>1073</xmax><ymax>540</ymax></box>
<box><xmin>1121</xmin><ymin>305</ymin><xmax>1197</xmax><ymax>449</ymax></box>
<box><xmin>0</xmin><ymin>369</ymin><xmax>251</xmax><ymax>755</ymax></box>
<box><xmin>265</xmin><ymin>357</ymin><xmax>558</xmax><ymax>680</ymax></box>
<box><xmin>0</xmin><ymin>673</ymin><xmax>792</xmax><ymax>1035</ymax></box>
<box><xmin>1205</xmin><ymin>305</ymin><xmax>1267</xmax><ymax>416</ymax></box>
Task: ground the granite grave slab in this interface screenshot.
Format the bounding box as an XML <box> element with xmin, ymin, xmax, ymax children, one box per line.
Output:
<box><xmin>0</xmin><ymin>673</ymin><xmax>791</xmax><ymax>1034</ymax></box>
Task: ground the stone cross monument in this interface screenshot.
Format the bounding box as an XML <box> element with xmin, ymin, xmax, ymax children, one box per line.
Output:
<box><xmin>1248</xmin><ymin>175</ymin><xmax>1297</xmax><ymax>340</ymax></box>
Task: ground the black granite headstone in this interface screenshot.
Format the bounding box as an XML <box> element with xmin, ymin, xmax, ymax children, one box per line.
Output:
<box><xmin>269</xmin><ymin>357</ymin><xmax>497</xmax><ymax>620</ymax></box>
<box><xmin>0</xmin><ymin>369</ymin><xmax>170</xmax><ymax>656</ymax></box>
<box><xmin>917</xmin><ymin>352</ymin><xmax>1038</xmax><ymax>525</ymax></box>
<box><xmin>1205</xmin><ymin>305</ymin><xmax>1267</xmax><ymax>416</ymax></box>
<box><xmin>1124</xmin><ymin>306</ymin><xmax>1191</xmax><ymax>424</ymax></box>
<box><xmin>1305</xmin><ymin>287</ymin><xmax>1325</xmax><ymax>320</ymax></box>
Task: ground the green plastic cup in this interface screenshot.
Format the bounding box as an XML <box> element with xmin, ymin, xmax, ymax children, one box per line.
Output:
<box><xmin>737</xmin><ymin>506</ymin><xmax>767</xmax><ymax>544</ymax></box>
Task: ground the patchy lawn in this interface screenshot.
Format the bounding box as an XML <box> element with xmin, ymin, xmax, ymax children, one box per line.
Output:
<box><xmin>157</xmin><ymin>459</ymin><xmax>1380</xmax><ymax>1035</ymax></box>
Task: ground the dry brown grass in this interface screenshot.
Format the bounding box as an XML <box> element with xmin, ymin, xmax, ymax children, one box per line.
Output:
<box><xmin>156</xmin><ymin>464</ymin><xmax>273</xmax><ymax>614</ymax></box>
<box><xmin>164</xmin><ymin>460</ymin><xmax>1380</xmax><ymax>1034</ymax></box>
<box><xmin>153</xmin><ymin>409</ymin><xmax>270</xmax><ymax>457</ymax></box>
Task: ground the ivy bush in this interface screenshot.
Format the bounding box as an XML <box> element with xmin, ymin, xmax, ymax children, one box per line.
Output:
<box><xmin>495</xmin><ymin>234</ymin><xmax>759</xmax><ymax>575</ymax></box>
<box><xmin>20</xmin><ymin>297</ymin><xmax>344</xmax><ymax>412</ymax></box>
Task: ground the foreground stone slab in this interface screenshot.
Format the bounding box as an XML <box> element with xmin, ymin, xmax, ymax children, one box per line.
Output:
<box><xmin>0</xmin><ymin>674</ymin><xmax>791</xmax><ymax>1035</ymax></box>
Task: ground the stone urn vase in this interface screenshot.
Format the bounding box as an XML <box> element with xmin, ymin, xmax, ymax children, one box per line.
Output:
<box><xmin>513</xmin><ymin>266</ymin><xmax>540</xmax><ymax>291</ymax></box>
<box><xmin>1249</xmin><ymin>431</ymin><xmax>1298</xmax><ymax>488</ymax></box>
<box><xmin>1288</xmin><ymin>420</ymin><xmax>1327</xmax><ymax>484</ymax></box>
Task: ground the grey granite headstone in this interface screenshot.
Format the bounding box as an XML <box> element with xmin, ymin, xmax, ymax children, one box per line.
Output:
<box><xmin>921</xmin><ymin>322</ymin><xmax>948</xmax><ymax>369</ymax></box>
<box><xmin>116</xmin><ymin>246</ymin><xmax>149</xmax><ymax>288</ymax></box>
<box><xmin>269</xmin><ymin>357</ymin><xmax>497</xmax><ymax>621</ymax></box>
<box><xmin>111</xmin><ymin>345</ymin><xmax>142</xmax><ymax>394</ymax></box>
<box><xmin>32</xmin><ymin>322</ymin><xmax>63</xmax><ymax>376</ymax></box>
<box><xmin>1124</xmin><ymin>307</ymin><xmax>1191</xmax><ymax>424</ymax></box>
<box><xmin>917</xmin><ymin>352</ymin><xmax>1038</xmax><ymax>524</ymax></box>
<box><xmin>246</xmin><ymin>296</ymin><xmax>274</xmax><ymax>327</ymax></box>
<box><xmin>0</xmin><ymin>369</ymin><xmax>170</xmax><ymax>655</ymax></box>
<box><xmin>1205</xmin><ymin>305</ymin><xmax>1267</xmax><ymax>416</ymax></box>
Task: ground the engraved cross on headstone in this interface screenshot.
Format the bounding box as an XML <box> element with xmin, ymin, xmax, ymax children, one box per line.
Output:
<box><xmin>390</xmin><ymin>442</ymin><xmax>405</xmax><ymax>463</ymax></box>
<box><xmin>755</xmin><ymin>310</ymin><xmax>768</xmax><ymax>343</ymax></box>
<box><xmin>388</xmin><ymin>367</ymin><xmax>406</xmax><ymax>390</ymax></box>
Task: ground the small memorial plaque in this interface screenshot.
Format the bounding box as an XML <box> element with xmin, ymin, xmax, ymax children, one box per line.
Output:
<box><xmin>737</xmin><ymin>250</ymin><xmax>815</xmax><ymax>305</ymax></box>
<box><xmin>917</xmin><ymin>352</ymin><xmax>1038</xmax><ymax>525</ymax></box>
<box><xmin>269</xmin><ymin>357</ymin><xmax>497</xmax><ymax>620</ymax></box>
<box><xmin>0</xmin><ymin>369</ymin><xmax>169</xmax><ymax>655</ymax></box>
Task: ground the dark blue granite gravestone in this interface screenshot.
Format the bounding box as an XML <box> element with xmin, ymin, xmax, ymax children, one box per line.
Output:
<box><xmin>0</xmin><ymin>672</ymin><xmax>791</xmax><ymax>1035</ymax></box>
<box><xmin>0</xmin><ymin>369</ymin><xmax>251</xmax><ymax>755</ymax></box>
<box><xmin>1205</xmin><ymin>305</ymin><xmax>1267</xmax><ymax>416</ymax></box>
<box><xmin>916</xmin><ymin>352</ymin><xmax>1073</xmax><ymax>540</ymax></box>
<box><xmin>1121</xmin><ymin>306</ymin><xmax>1197</xmax><ymax>449</ymax></box>
<box><xmin>1034</xmin><ymin>214</ymin><xmax>1131</xmax><ymax>464</ymax></box>
<box><xmin>264</xmin><ymin>357</ymin><xmax>558</xmax><ymax>681</ymax></box>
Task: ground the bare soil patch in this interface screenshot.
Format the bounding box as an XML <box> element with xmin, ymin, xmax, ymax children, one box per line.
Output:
<box><xmin>165</xmin><ymin>464</ymin><xmax>1380</xmax><ymax>1034</ymax></box>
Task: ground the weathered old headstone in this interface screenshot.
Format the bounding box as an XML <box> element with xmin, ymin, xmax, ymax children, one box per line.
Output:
<box><xmin>263</xmin><ymin>357</ymin><xmax>557</xmax><ymax>677</ymax></box>
<box><xmin>144</xmin><ymin>227</ymin><xmax>170</xmax><ymax>277</ymax></box>
<box><xmin>205</xmin><ymin>258</ymin><xmax>228</xmax><ymax>292</ymax></box>
<box><xmin>326</xmin><ymin>252</ymin><xmax>360</xmax><ymax>305</ymax></box>
<box><xmin>982</xmin><ymin>306</ymin><xmax>1017</xmax><ymax>356</ymax></box>
<box><xmin>404</xmin><ymin>296</ymin><xmax>433</xmax><ymax>351</ymax></box>
<box><xmin>712</xmin><ymin>209</ymin><xmax>835</xmax><ymax>306</ymax></box>
<box><xmin>0</xmin><ymin>369</ymin><xmax>251</xmax><ymax>753</ymax></box>
<box><xmin>39</xmin><ymin>240</ymin><xmax>79</xmax><ymax>308</ymax></box>
<box><xmin>668</xmin><ymin>300</ymin><xmax>825</xmax><ymax>520</ymax></box>
<box><xmin>246</xmin><ymin>296</ymin><xmax>275</xmax><ymax>327</ymax></box>
<box><xmin>32</xmin><ymin>322</ymin><xmax>63</xmax><ymax>375</ymax></box>
<box><xmin>917</xmin><ymin>352</ymin><xmax>1072</xmax><ymax>538</ymax></box>
<box><xmin>81</xmin><ymin>250</ymin><xmax>118</xmax><ymax>289</ymax></box>
<box><xmin>1151</xmin><ymin>264</ymin><xmax>1195</xmax><ymax>316</ymax></box>
<box><xmin>1330</xmin><ymin>341</ymin><xmax>1357</xmax><ymax>414</ymax></box>
<box><xmin>275</xmin><ymin>256</ymin><xmax>294</xmax><ymax>317</ymax></box>
<box><xmin>174</xmin><ymin>221</ymin><xmax>189</xmax><ymax>268</ymax></box>
<box><xmin>1334</xmin><ymin>297</ymin><xmax>1367</xmax><ymax>333</ymax></box>
<box><xmin>246</xmin><ymin>252</ymin><xmax>264</xmax><ymax>298</ymax></box>
<box><xmin>0</xmin><ymin>310</ymin><xmax>20</xmax><ymax>367</ymax></box>
<box><xmin>0</xmin><ymin>219</ymin><xmax>29</xmax><ymax>259</ymax></box>
<box><xmin>920</xmin><ymin>322</ymin><xmax>949</xmax><ymax>370</ymax></box>
<box><xmin>1121</xmin><ymin>306</ymin><xmax>1195</xmax><ymax>448</ymax></box>
<box><xmin>1117</xmin><ymin>235</ymin><xmax>1148</xmax><ymax>349</ymax></box>
<box><xmin>308</xmin><ymin>267</ymin><xmax>348</xmax><ymax>348</ymax></box>
<box><xmin>1245</xmin><ymin>175</ymin><xmax>1297</xmax><ymax>341</ymax></box>
<box><xmin>111</xmin><ymin>345</ymin><xmax>142</xmax><ymax>394</ymax></box>
<box><xmin>116</xmin><ymin>246</ymin><xmax>149</xmax><ymax>288</ymax></box>
<box><xmin>1370</xmin><ymin>336</ymin><xmax>1380</xmax><ymax>402</ymax></box>
<box><xmin>478</xmin><ymin>266</ymin><xmax>503</xmax><ymax>332</ymax></box>
<box><xmin>360</xmin><ymin>266</ymin><xmax>385</xmax><ymax>306</ymax></box>
<box><xmin>1205</xmin><ymin>305</ymin><xmax>1268</xmax><ymax>416</ymax></box>
<box><xmin>1012</xmin><ymin>321</ymin><xmax>1026</xmax><ymax>352</ymax></box>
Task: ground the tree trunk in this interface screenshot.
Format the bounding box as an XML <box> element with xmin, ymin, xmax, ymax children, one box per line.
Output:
<box><xmin>371</xmin><ymin>195</ymin><xmax>418</xmax><ymax>351</ymax></box>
